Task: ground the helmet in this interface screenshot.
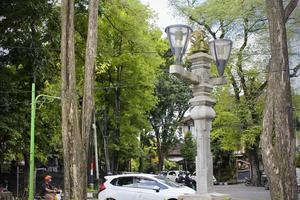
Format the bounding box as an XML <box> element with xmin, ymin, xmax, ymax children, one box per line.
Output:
<box><xmin>44</xmin><ymin>175</ymin><xmax>52</xmax><ymax>181</ymax></box>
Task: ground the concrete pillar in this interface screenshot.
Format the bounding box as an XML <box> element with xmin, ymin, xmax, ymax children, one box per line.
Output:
<box><xmin>189</xmin><ymin>53</ymin><xmax>215</xmax><ymax>194</ymax></box>
<box><xmin>177</xmin><ymin>52</ymin><xmax>229</xmax><ymax>200</ymax></box>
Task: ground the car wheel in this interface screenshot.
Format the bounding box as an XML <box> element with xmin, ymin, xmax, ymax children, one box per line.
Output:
<box><xmin>168</xmin><ymin>199</ymin><xmax>177</xmax><ymax>200</ymax></box>
<box><xmin>106</xmin><ymin>198</ymin><xmax>116</xmax><ymax>200</ymax></box>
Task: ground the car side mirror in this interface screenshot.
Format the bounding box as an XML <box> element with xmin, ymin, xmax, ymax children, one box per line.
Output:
<box><xmin>153</xmin><ymin>186</ymin><xmax>160</xmax><ymax>192</ymax></box>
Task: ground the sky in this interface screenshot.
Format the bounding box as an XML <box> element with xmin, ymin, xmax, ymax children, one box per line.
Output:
<box><xmin>140</xmin><ymin>0</ymin><xmax>185</xmax><ymax>31</ymax></box>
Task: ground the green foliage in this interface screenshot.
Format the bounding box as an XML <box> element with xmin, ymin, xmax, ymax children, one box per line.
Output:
<box><xmin>192</xmin><ymin>0</ymin><xmax>264</xmax><ymax>23</ymax></box>
<box><xmin>212</xmin><ymin>82</ymin><xmax>265</xmax><ymax>151</ymax></box>
<box><xmin>0</xmin><ymin>0</ymin><xmax>171</xmax><ymax>175</ymax></box>
<box><xmin>0</xmin><ymin>0</ymin><xmax>61</xmax><ymax>164</ymax></box>
<box><xmin>149</xmin><ymin>58</ymin><xmax>192</xmax><ymax>170</ymax></box>
<box><xmin>181</xmin><ymin>131</ymin><xmax>196</xmax><ymax>171</ymax></box>
<box><xmin>90</xmin><ymin>0</ymin><xmax>166</xmax><ymax>171</ymax></box>
<box><xmin>181</xmin><ymin>131</ymin><xmax>196</xmax><ymax>161</ymax></box>
<box><xmin>241</xmin><ymin>125</ymin><xmax>261</xmax><ymax>147</ymax></box>
<box><xmin>212</xmin><ymin>111</ymin><xmax>241</xmax><ymax>151</ymax></box>
<box><xmin>164</xmin><ymin>160</ymin><xmax>177</xmax><ymax>170</ymax></box>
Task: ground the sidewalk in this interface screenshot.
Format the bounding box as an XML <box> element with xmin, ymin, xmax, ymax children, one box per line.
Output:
<box><xmin>214</xmin><ymin>184</ymin><xmax>297</xmax><ymax>200</ymax></box>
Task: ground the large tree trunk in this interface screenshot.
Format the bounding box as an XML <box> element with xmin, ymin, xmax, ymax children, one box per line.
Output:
<box><xmin>61</xmin><ymin>0</ymin><xmax>84</xmax><ymax>199</ymax></box>
<box><xmin>61</xmin><ymin>0</ymin><xmax>99</xmax><ymax>198</ymax></box>
<box><xmin>261</xmin><ymin>0</ymin><xmax>298</xmax><ymax>199</ymax></box>
<box><xmin>81</xmin><ymin>0</ymin><xmax>99</xmax><ymax>192</ymax></box>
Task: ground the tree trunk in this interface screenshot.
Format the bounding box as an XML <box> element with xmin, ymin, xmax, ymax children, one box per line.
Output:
<box><xmin>104</xmin><ymin>106</ymin><xmax>111</xmax><ymax>174</ymax></box>
<box><xmin>154</xmin><ymin>128</ymin><xmax>163</xmax><ymax>171</ymax></box>
<box><xmin>99</xmin><ymin>91</ymin><xmax>112</xmax><ymax>174</ymax></box>
<box><xmin>61</xmin><ymin>0</ymin><xmax>99</xmax><ymax>198</ymax></box>
<box><xmin>261</xmin><ymin>0</ymin><xmax>298</xmax><ymax>199</ymax></box>
<box><xmin>247</xmin><ymin>147</ymin><xmax>261</xmax><ymax>186</ymax></box>
<box><xmin>112</xmin><ymin>66</ymin><xmax>122</xmax><ymax>173</ymax></box>
<box><xmin>81</xmin><ymin>0</ymin><xmax>99</xmax><ymax>192</ymax></box>
<box><xmin>139</xmin><ymin>133</ymin><xmax>144</xmax><ymax>172</ymax></box>
<box><xmin>139</xmin><ymin>156</ymin><xmax>144</xmax><ymax>172</ymax></box>
<box><xmin>61</xmin><ymin>0</ymin><xmax>84</xmax><ymax>199</ymax></box>
<box><xmin>23</xmin><ymin>153</ymin><xmax>29</xmax><ymax>196</ymax></box>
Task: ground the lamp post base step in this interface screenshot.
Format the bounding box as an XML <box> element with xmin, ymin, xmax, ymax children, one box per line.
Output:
<box><xmin>178</xmin><ymin>193</ymin><xmax>230</xmax><ymax>200</ymax></box>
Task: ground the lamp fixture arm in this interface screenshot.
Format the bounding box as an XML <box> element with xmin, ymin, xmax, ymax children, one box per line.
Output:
<box><xmin>169</xmin><ymin>65</ymin><xmax>199</xmax><ymax>84</ymax></box>
<box><xmin>35</xmin><ymin>94</ymin><xmax>61</xmax><ymax>103</ymax></box>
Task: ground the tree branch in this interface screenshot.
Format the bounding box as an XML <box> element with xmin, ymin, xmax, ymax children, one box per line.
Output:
<box><xmin>236</xmin><ymin>18</ymin><xmax>249</xmax><ymax>98</ymax></box>
<box><xmin>247</xmin><ymin>18</ymin><xmax>268</xmax><ymax>32</ymax></box>
<box><xmin>169</xmin><ymin>1</ymin><xmax>217</xmax><ymax>39</ymax></box>
<box><xmin>284</xmin><ymin>0</ymin><xmax>299</xmax><ymax>23</ymax></box>
<box><xmin>229</xmin><ymin>71</ymin><xmax>240</xmax><ymax>102</ymax></box>
<box><xmin>189</xmin><ymin>16</ymin><xmax>217</xmax><ymax>39</ymax></box>
<box><xmin>254</xmin><ymin>80</ymin><xmax>268</xmax><ymax>99</ymax></box>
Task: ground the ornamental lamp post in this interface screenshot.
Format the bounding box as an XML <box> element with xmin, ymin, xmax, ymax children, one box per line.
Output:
<box><xmin>165</xmin><ymin>24</ymin><xmax>193</xmax><ymax>65</ymax></box>
<box><xmin>166</xmin><ymin>27</ymin><xmax>232</xmax><ymax>200</ymax></box>
<box><xmin>209</xmin><ymin>39</ymin><xmax>233</xmax><ymax>76</ymax></box>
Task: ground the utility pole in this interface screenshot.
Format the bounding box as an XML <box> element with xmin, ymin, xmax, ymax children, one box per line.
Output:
<box><xmin>28</xmin><ymin>82</ymin><xmax>35</xmax><ymax>200</ymax></box>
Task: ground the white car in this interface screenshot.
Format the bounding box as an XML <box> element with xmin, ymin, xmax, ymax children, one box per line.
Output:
<box><xmin>98</xmin><ymin>173</ymin><xmax>195</xmax><ymax>200</ymax></box>
<box><xmin>166</xmin><ymin>170</ymin><xmax>181</xmax><ymax>182</ymax></box>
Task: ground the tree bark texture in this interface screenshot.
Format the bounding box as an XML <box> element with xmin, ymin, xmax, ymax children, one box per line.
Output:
<box><xmin>61</xmin><ymin>0</ymin><xmax>84</xmax><ymax>199</ymax></box>
<box><xmin>247</xmin><ymin>147</ymin><xmax>261</xmax><ymax>186</ymax></box>
<box><xmin>61</xmin><ymin>0</ymin><xmax>99</xmax><ymax>198</ymax></box>
<box><xmin>261</xmin><ymin>0</ymin><xmax>298</xmax><ymax>199</ymax></box>
<box><xmin>81</xmin><ymin>0</ymin><xmax>99</xmax><ymax>193</ymax></box>
<box><xmin>82</xmin><ymin>0</ymin><xmax>99</xmax><ymax>157</ymax></box>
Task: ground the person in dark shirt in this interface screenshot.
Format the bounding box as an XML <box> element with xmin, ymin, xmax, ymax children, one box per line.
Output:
<box><xmin>41</xmin><ymin>175</ymin><xmax>58</xmax><ymax>200</ymax></box>
<box><xmin>184</xmin><ymin>173</ymin><xmax>193</xmax><ymax>188</ymax></box>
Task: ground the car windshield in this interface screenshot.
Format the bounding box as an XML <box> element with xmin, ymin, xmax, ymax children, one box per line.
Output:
<box><xmin>154</xmin><ymin>176</ymin><xmax>181</xmax><ymax>188</ymax></box>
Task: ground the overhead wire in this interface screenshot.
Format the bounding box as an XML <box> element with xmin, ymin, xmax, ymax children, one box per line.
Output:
<box><xmin>0</xmin><ymin>90</ymin><xmax>36</xmax><ymax>94</ymax></box>
<box><xmin>1</xmin><ymin>44</ymin><xmax>300</xmax><ymax>56</ymax></box>
<box><xmin>0</xmin><ymin>101</ymin><xmax>31</xmax><ymax>107</ymax></box>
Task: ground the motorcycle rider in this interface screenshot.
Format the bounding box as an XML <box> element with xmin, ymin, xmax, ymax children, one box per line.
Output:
<box><xmin>41</xmin><ymin>175</ymin><xmax>58</xmax><ymax>200</ymax></box>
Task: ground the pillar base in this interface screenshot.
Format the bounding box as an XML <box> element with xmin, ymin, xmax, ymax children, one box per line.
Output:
<box><xmin>178</xmin><ymin>193</ymin><xmax>230</xmax><ymax>200</ymax></box>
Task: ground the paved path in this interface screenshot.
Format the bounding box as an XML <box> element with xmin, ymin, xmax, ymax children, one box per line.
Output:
<box><xmin>215</xmin><ymin>184</ymin><xmax>300</xmax><ymax>200</ymax></box>
<box><xmin>90</xmin><ymin>184</ymin><xmax>299</xmax><ymax>200</ymax></box>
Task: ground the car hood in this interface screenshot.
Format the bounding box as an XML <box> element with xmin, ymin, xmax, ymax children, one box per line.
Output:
<box><xmin>169</xmin><ymin>186</ymin><xmax>195</xmax><ymax>195</ymax></box>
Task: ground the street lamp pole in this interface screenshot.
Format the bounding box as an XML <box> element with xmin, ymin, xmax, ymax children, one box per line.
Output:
<box><xmin>28</xmin><ymin>82</ymin><xmax>36</xmax><ymax>200</ymax></box>
<box><xmin>165</xmin><ymin>25</ymin><xmax>232</xmax><ymax>199</ymax></box>
<box><xmin>187</xmin><ymin>52</ymin><xmax>225</xmax><ymax>196</ymax></box>
<box><xmin>28</xmin><ymin>82</ymin><xmax>60</xmax><ymax>200</ymax></box>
